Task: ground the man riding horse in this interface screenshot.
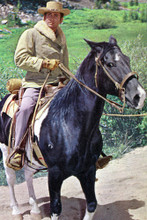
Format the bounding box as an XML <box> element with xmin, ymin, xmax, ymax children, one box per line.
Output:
<box><xmin>7</xmin><ymin>1</ymin><xmax>111</xmax><ymax>170</ymax></box>
<box><xmin>7</xmin><ymin>1</ymin><xmax>70</xmax><ymax>169</ymax></box>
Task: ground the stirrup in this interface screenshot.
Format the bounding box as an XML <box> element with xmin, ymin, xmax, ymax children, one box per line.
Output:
<box><xmin>6</xmin><ymin>149</ymin><xmax>25</xmax><ymax>171</ymax></box>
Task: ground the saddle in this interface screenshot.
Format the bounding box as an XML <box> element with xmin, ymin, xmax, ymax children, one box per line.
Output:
<box><xmin>2</xmin><ymin>78</ymin><xmax>62</xmax><ymax>170</ymax></box>
<box><xmin>2</xmin><ymin>82</ymin><xmax>60</xmax><ymax>120</ymax></box>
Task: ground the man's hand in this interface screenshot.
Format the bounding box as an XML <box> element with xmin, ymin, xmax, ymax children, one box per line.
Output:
<box><xmin>42</xmin><ymin>59</ymin><xmax>60</xmax><ymax>71</ymax></box>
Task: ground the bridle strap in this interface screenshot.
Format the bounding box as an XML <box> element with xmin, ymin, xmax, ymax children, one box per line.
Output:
<box><xmin>97</xmin><ymin>60</ymin><xmax>121</xmax><ymax>90</ymax></box>
<box><xmin>97</xmin><ymin>59</ymin><xmax>139</xmax><ymax>102</ymax></box>
<box><xmin>120</xmin><ymin>71</ymin><xmax>139</xmax><ymax>89</ymax></box>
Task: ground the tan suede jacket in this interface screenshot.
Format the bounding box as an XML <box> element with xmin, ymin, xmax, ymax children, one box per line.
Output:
<box><xmin>14</xmin><ymin>20</ymin><xmax>69</xmax><ymax>88</ymax></box>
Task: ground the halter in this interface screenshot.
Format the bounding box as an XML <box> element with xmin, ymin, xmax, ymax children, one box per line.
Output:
<box><xmin>96</xmin><ymin>59</ymin><xmax>138</xmax><ymax>95</ymax></box>
<box><xmin>95</xmin><ymin>50</ymin><xmax>139</xmax><ymax>112</ymax></box>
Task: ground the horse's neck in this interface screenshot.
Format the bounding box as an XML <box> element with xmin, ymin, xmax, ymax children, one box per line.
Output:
<box><xmin>74</xmin><ymin>53</ymin><xmax>105</xmax><ymax>116</ymax></box>
<box><xmin>51</xmin><ymin>52</ymin><xmax>105</xmax><ymax>125</ymax></box>
<box><xmin>63</xmin><ymin>74</ymin><xmax>105</xmax><ymax>124</ymax></box>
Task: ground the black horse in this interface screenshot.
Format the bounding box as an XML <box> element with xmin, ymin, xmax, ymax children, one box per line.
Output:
<box><xmin>37</xmin><ymin>36</ymin><xmax>146</xmax><ymax>219</ymax></box>
<box><xmin>0</xmin><ymin>36</ymin><xmax>146</xmax><ymax>219</ymax></box>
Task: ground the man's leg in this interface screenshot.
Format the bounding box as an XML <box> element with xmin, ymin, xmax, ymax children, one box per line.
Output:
<box><xmin>15</xmin><ymin>88</ymin><xmax>40</xmax><ymax>147</ymax></box>
<box><xmin>7</xmin><ymin>88</ymin><xmax>40</xmax><ymax>170</ymax></box>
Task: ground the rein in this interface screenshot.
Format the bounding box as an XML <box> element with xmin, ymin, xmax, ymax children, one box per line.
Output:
<box><xmin>59</xmin><ymin>63</ymin><xmax>125</xmax><ymax>113</ymax></box>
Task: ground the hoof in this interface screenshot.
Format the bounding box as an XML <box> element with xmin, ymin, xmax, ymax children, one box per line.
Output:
<box><xmin>31</xmin><ymin>212</ymin><xmax>42</xmax><ymax>220</ymax></box>
<box><xmin>12</xmin><ymin>214</ymin><xmax>23</xmax><ymax>220</ymax></box>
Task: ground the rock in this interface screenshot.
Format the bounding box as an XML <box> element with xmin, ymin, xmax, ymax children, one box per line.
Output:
<box><xmin>1</xmin><ymin>20</ymin><xmax>8</xmax><ymax>25</ymax></box>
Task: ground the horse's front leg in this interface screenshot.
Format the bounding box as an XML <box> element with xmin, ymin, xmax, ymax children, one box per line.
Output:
<box><xmin>48</xmin><ymin>167</ymin><xmax>63</xmax><ymax>220</ymax></box>
<box><xmin>77</xmin><ymin>166</ymin><xmax>97</xmax><ymax>220</ymax></box>
<box><xmin>24</xmin><ymin>164</ymin><xmax>41</xmax><ymax>218</ymax></box>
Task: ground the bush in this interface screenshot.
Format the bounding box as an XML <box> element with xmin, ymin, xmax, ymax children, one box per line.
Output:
<box><xmin>123</xmin><ymin>11</ymin><xmax>128</xmax><ymax>22</ymax></box>
<box><xmin>140</xmin><ymin>9</ymin><xmax>147</xmax><ymax>23</ymax></box>
<box><xmin>129</xmin><ymin>10</ymin><xmax>139</xmax><ymax>21</ymax></box>
<box><xmin>130</xmin><ymin>0</ymin><xmax>134</xmax><ymax>6</ymax></box>
<box><xmin>135</xmin><ymin>0</ymin><xmax>139</xmax><ymax>6</ymax></box>
<box><xmin>95</xmin><ymin>0</ymin><xmax>107</xmax><ymax>6</ymax></box>
<box><xmin>122</xmin><ymin>2</ymin><xmax>128</xmax><ymax>8</ymax></box>
<box><xmin>95</xmin><ymin>0</ymin><xmax>102</xmax><ymax>9</ymax></box>
<box><xmin>7</xmin><ymin>12</ymin><xmax>22</xmax><ymax>27</ymax></box>
<box><xmin>110</xmin><ymin>0</ymin><xmax>120</xmax><ymax>10</ymax></box>
<box><xmin>93</xmin><ymin>16</ymin><xmax>116</xmax><ymax>29</ymax></box>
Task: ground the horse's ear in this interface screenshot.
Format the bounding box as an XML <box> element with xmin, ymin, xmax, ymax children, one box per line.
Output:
<box><xmin>109</xmin><ymin>35</ymin><xmax>117</xmax><ymax>45</ymax></box>
<box><xmin>84</xmin><ymin>39</ymin><xmax>102</xmax><ymax>53</ymax></box>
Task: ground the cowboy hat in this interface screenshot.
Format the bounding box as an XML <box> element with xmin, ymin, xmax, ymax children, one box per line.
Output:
<box><xmin>38</xmin><ymin>1</ymin><xmax>70</xmax><ymax>16</ymax></box>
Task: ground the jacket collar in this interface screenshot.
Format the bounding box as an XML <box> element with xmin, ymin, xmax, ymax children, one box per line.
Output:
<box><xmin>34</xmin><ymin>20</ymin><xmax>66</xmax><ymax>45</ymax></box>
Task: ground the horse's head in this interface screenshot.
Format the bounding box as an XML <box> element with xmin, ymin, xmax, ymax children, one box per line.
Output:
<box><xmin>85</xmin><ymin>36</ymin><xmax>146</xmax><ymax>109</ymax></box>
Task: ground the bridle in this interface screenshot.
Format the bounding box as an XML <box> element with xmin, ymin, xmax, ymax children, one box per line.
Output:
<box><xmin>94</xmin><ymin>49</ymin><xmax>139</xmax><ymax>112</ymax></box>
<box><xmin>96</xmin><ymin>59</ymin><xmax>138</xmax><ymax>96</ymax></box>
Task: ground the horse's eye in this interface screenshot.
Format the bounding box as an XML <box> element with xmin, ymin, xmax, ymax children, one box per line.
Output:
<box><xmin>107</xmin><ymin>62</ymin><xmax>114</xmax><ymax>67</ymax></box>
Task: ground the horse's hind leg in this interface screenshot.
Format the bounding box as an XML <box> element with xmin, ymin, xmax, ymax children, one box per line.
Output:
<box><xmin>0</xmin><ymin>143</ymin><xmax>22</xmax><ymax>217</ymax></box>
<box><xmin>77</xmin><ymin>166</ymin><xmax>97</xmax><ymax>220</ymax></box>
<box><xmin>24</xmin><ymin>164</ymin><xmax>41</xmax><ymax>217</ymax></box>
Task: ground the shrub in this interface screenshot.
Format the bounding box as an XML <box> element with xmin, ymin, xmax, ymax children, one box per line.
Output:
<box><xmin>140</xmin><ymin>9</ymin><xmax>147</xmax><ymax>23</ymax></box>
<box><xmin>110</xmin><ymin>0</ymin><xmax>120</xmax><ymax>10</ymax></box>
<box><xmin>95</xmin><ymin>0</ymin><xmax>107</xmax><ymax>6</ymax></box>
<box><xmin>129</xmin><ymin>10</ymin><xmax>139</xmax><ymax>21</ymax></box>
<box><xmin>135</xmin><ymin>0</ymin><xmax>139</xmax><ymax>6</ymax></box>
<box><xmin>130</xmin><ymin>0</ymin><xmax>134</xmax><ymax>6</ymax></box>
<box><xmin>122</xmin><ymin>2</ymin><xmax>128</xmax><ymax>8</ymax></box>
<box><xmin>95</xmin><ymin>0</ymin><xmax>102</xmax><ymax>9</ymax></box>
<box><xmin>93</xmin><ymin>16</ymin><xmax>116</xmax><ymax>29</ymax></box>
<box><xmin>7</xmin><ymin>12</ymin><xmax>22</xmax><ymax>27</ymax></box>
<box><xmin>104</xmin><ymin>2</ymin><xmax>111</xmax><ymax>10</ymax></box>
<box><xmin>123</xmin><ymin>11</ymin><xmax>128</xmax><ymax>22</ymax></box>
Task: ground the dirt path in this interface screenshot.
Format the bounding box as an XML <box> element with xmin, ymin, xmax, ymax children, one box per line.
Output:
<box><xmin>0</xmin><ymin>146</ymin><xmax>147</xmax><ymax>220</ymax></box>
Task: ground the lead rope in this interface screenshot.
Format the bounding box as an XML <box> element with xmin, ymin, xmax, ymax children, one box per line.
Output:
<box><xmin>103</xmin><ymin>113</ymin><xmax>147</xmax><ymax>117</ymax></box>
<box><xmin>59</xmin><ymin>63</ymin><xmax>125</xmax><ymax>113</ymax></box>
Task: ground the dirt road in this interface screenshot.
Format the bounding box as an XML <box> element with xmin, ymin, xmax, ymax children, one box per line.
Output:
<box><xmin>0</xmin><ymin>146</ymin><xmax>147</xmax><ymax>220</ymax></box>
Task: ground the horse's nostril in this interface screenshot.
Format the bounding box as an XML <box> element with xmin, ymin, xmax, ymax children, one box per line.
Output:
<box><xmin>133</xmin><ymin>94</ymin><xmax>140</xmax><ymax>106</ymax></box>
